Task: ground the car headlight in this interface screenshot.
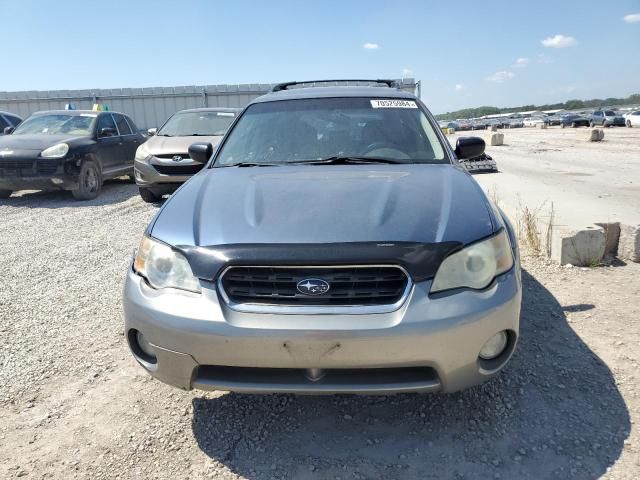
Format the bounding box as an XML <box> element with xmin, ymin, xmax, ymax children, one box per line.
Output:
<box><xmin>135</xmin><ymin>144</ymin><xmax>151</xmax><ymax>162</ymax></box>
<box><xmin>431</xmin><ymin>231</ymin><xmax>513</xmax><ymax>293</ymax></box>
<box><xmin>40</xmin><ymin>143</ymin><xmax>69</xmax><ymax>159</ymax></box>
<box><xmin>133</xmin><ymin>235</ymin><xmax>201</xmax><ymax>293</ymax></box>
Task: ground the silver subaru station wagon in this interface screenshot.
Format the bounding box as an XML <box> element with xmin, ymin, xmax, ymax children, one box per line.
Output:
<box><xmin>123</xmin><ymin>79</ymin><xmax>521</xmax><ymax>394</ymax></box>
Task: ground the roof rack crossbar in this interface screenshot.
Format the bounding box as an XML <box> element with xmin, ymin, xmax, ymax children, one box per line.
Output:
<box><xmin>270</xmin><ymin>79</ymin><xmax>398</xmax><ymax>93</ymax></box>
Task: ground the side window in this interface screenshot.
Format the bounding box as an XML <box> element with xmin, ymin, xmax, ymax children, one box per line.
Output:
<box><xmin>0</xmin><ymin>116</ymin><xmax>9</xmax><ymax>130</ymax></box>
<box><xmin>96</xmin><ymin>114</ymin><xmax>118</xmax><ymax>137</ymax></box>
<box><xmin>595</xmin><ymin>111</ymin><xmax>602</xmax><ymax>116</ymax></box>
<box><xmin>8</xmin><ymin>116</ymin><xmax>22</xmax><ymax>127</ymax></box>
<box><xmin>125</xmin><ymin>115</ymin><xmax>138</xmax><ymax>133</ymax></box>
<box><xmin>114</xmin><ymin>114</ymin><xmax>132</xmax><ymax>135</ymax></box>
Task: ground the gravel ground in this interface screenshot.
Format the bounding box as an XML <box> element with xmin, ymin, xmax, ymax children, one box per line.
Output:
<box><xmin>1</xmin><ymin>180</ymin><xmax>639</xmax><ymax>479</ymax></box>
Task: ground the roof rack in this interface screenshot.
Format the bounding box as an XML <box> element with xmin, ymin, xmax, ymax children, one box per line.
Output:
<box><xmin>270</xmin><ymin>79</ymin><xmax>398</xmax><ymax>93</ymax></box>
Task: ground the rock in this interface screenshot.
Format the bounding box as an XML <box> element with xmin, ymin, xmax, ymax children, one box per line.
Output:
<box><xmin>584</xmin><ymin>128</ymin><xmax>604</xmax><ymax>142</ymax></box>
<box><xmin>551</xmin><ymin>225</ymin><xmax>606</xmax><ymax>266</ymax></box>
<box><xmin>538</xmin><ymin>123</ymin><xmax>547</xmax><ymax>129</ymax></box>
<box><xmin>488</xmin><ymin>132</ymin><xmax>504</xmax><ymax>146</ymax></box>
<box><xmin>447</xmin><ymin>128</ymin><xmax>456</xmax><ymax>134</ymax></box>
<box><xmin>618</xmin><ymin>224</ymin><xmax>640</xmax><ymax>262</ymax></box>
<box><xmin>595</xmin><ymin>222</ymin><xmax>620</xmax><ymax>257</ymax></box>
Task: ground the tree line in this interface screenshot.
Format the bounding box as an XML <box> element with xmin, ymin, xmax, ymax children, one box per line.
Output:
<box><xmin>435</xmin><ymin>93</ymin><xmax>640</xmax><ymax>120</ymax></box>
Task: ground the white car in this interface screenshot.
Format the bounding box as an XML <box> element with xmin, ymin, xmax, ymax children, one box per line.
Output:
<box><xmin>523</xmin><ymin>117</ymin><xmax>546</xmax><ymax>127</ymax></box>
<box><xmin>623</xmin><ymin>111</ymin><xmax>640</xmax><ymax>127</ymax></box>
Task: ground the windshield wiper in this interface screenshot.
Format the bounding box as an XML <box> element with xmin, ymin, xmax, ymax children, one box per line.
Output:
<box><xmin>295</xmin><ymin>156</ymin><xmax>405</xmax><ymax>165</ymax></box>
<box><xmin>223</xmin><ymin>162</ymin><xmax>283</xmax><ymax>167</ymax></box>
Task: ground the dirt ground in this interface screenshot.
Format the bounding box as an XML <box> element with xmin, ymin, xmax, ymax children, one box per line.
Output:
<box><xmin>1</xmin><ymin>176</ymin><xmax>639</xmax><ymax>479</ymax></box>
<box><xmin>455</xmin><ymin>126</ymin><xmax>640</xmax><ymax>229</ymax></box>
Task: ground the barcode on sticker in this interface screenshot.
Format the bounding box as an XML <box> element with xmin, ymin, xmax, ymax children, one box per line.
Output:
<box><xmin>370</xmin><ymin>99</ymin><xmax>417</xmax><ymax>109</ymax></box>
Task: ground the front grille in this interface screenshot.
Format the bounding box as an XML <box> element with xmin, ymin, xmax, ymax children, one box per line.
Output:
<box><xmin>36</xmin><ymin>159</ymin><xmax>59</xmax><ymax>174</ymax></box>
<box><xmin>155</xmin><ymin>153</ymin><xmax>190</xmax><ymax>159</ymax></box>
<box><xmin>220</xmin><ymin>266</ymin><xmax>410</xmax><ymax>307</ymax></box>
<box><xmin>0</xmin><ymin>159</ymin><xmax>34</xmax><ymax>170</ymax></box>
<box><xmin>152</xmin><ymin>163</ymin><xmax>204</xmax><ymax>176</ymax></box>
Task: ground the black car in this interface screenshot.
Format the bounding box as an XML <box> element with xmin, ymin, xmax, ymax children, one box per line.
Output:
<box><xmin>559</xmin><ymin>114</ymin><xmax>590</xmax><ymax>128</ymax></box>
<box><xmin>0</xmin><ymin>110</ymin><xmax>144</xmax><ymax>199</ymax></box>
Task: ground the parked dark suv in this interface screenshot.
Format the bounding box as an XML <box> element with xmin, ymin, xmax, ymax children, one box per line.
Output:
<box><xmin>0</xmin><ymin>110</ymin><xmax>144</xmax><ymax>199</ymax></box>
<box><xmin>590</xmin><ymin>110</ymin><xmax>625</xmax><ymax>127</ymax></box>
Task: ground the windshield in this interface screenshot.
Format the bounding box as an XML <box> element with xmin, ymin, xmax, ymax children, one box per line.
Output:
<box><xmin>604</xmin><ymin>110</ymin><xmax>616</xmax><ymax>116</ymax></box>
<box><xmin>215</xmin><ymin>97</ymin><xmax>446</xmax><ymax>166</ymax></box>
<box><xmin>13</xmin><ymin>114</ymin><xmax>96</xmax><ymax>136</ymax></box>
<box><xmin>158</xmin><ymin>111</ymin><xmax>236</xmax><ymax>136</ymax></box>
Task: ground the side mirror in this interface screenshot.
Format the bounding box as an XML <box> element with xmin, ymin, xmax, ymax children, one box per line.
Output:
<box><xmin>455</xmin><ymin>136</ymin><xmax>485</xmax><ymax>160</ymax></box>
<box><xmin>98</xmin><ymin>127</ymin><xmax>117</xmax><ymax>137</ymax></box>
<box><xmin>188</xmin><ymin>142</ymin><xmax>213</xmax><ymax>164</ymax></box>
<box><xmin>147</xmin><ymin>128</ymin><xmax>157</xmax><ymax>136</ymax></box>
<box><xmin>3</xmin><ymin>126</ymin><xmax>15</xmax><ymax>135</ymax></box>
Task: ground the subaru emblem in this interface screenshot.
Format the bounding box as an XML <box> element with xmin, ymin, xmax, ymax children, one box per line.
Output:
<box><xmin>296</xmin><ymin>278</ymin><xmax>330</xmax><ymax>296</ymax></box>
<box><xmin>172</xmin><ymin>155</ymin><xmax>183</xmax><ymax>162</ymax></box>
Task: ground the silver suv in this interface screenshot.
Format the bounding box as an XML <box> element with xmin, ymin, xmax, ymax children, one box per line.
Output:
<box><xmin>134</xmin><ymin>108</ymin><xmax>240</xmax><ymax>202</ymax></box>
<box><xmin>123</xmin><ymin>80</ymin><xmax>521</xmax><ymax>394</ymax></box>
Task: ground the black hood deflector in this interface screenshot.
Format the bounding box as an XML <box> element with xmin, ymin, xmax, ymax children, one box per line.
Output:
<box><xmin>176</xmin><ymin>241</ymin><xmax>462</xmax><ymax>283</ymax></box>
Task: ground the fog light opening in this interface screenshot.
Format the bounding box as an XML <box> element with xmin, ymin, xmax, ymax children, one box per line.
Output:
<box><xmin>129</xmin><ymin>329</ymin><xmax>157</xmax><ymax>364</ymax></box>
<box><xmin>479</xmin><ymin>331</ymin><xmax>508</xmax><ymax>360</ymax></box>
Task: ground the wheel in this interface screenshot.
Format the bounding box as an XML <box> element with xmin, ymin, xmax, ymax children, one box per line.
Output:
<box><xmin>138</xmin><ymin>187</ymin><xmax>161</xmax><ymax>203</ymax></box>
<box><xmin>0</xmin><ymin>189</ymin><xmax>12</xmax><ymax>199</ymax></box>
<box><xmin>71</xmin><ymin>160</ymin><xmax>102</xmax><ymax>200</ymax></box>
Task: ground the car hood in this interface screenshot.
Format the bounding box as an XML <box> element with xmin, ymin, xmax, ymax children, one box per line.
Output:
<box><xmin>151</xmin><ymin>164</ymin><xmax>496</xmax><ymax>247</ymax></box>
<box><xmin>0</xmin><ymin>134</ymin><xmax>86</xmax><ymax>151</ymax></box>
<box><xmin>144</xmin><ymin>135</ymin><xmax>224</xmax><ymax>155</ymax></box>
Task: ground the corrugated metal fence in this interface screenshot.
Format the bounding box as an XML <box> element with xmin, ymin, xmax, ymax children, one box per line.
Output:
<box><xmin>0</xmin><ymin>79</ymin><xmax>418</xmax><ymax>130</ymax></box>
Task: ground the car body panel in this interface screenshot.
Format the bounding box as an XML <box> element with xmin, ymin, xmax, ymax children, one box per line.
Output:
<box><xmin>150</xmin><ymin>164</ymin><xmax>495</xmax><ymax>248</ymax></box>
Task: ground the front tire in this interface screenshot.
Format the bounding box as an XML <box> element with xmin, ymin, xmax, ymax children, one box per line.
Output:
<box><xmin>71</xmin><ymin>160</ymin><xmax>102</xmax><ymax>200</ymax></box>
<box><xmin>138</xmin><ymin>187</ymin><xmax>161</xmax><ymax>203</ymax></box>
<box><xmin>0</xmin><ymin>189</ymin><xmax>12</xmax><ymax>199</ymax></box>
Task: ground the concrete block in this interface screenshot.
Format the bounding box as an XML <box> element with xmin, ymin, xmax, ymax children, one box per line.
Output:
<box><xmin>595</xmin><ymin>222</ymin><xmax>620</xmax><ymax>256</ymax></box>
<box><xmin>488</xmin><ymin>132</ymin><xmax>504</xmax><ymax>146</ymax></box>
<box><xmin>538</xmin><ymin>123</ymin><xmax>547</xmax><ymax>129</ymax></box>
<box><xmin>447</xmin><ymin>128</ymin><xmax>456</xmax><ymax>135</ymax></box>
<box><xmin>551</xmin><ymin>225</ymin><xmax>606</xmax><ymax>266</ymax></box>
<box><xmin>585</xmin><ymin>128</ymin><xmax>604</xmax><ymax>142</ymax></box>
<box><xmin>489</xmin><ymin>125</ymin><xmax>498</xmax><ymax>132</ymax></box>
<box><xmin>618</xmin><ymin>224</ymin><xmax>640</xmax><ymax>262</ymax></box>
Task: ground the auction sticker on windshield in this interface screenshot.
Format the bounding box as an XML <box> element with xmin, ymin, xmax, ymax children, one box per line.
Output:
<box><xmin>370</xmin><ymin>99</ymin><xmax>418</xmax><ymax>109</ymax></box>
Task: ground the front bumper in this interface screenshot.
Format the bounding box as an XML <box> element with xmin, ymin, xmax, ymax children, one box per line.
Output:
<box><xmin>134</xmin><ymin>157</ymin><xmax>202</xmax><ymax>189</ymax></box>
<box><xmin>123</xmin><ymin>264</ymin><xmax>522</xmax><ymax>394</ymax></box>
<box><xmin>0</xmin><ymin>157</ymin><xmax>79</xmax><ymax>191</ymax></box>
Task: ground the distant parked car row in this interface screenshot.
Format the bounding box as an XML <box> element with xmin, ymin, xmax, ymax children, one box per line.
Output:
<box><xmin>440</xmin><ymin>108</ymin><xmax>636</xmax><ymax>132</ymax></box>
<box><xmin>0</xmin><ymin>107</ymin><xmax>240</xmax><ymax>201</ymax></box>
